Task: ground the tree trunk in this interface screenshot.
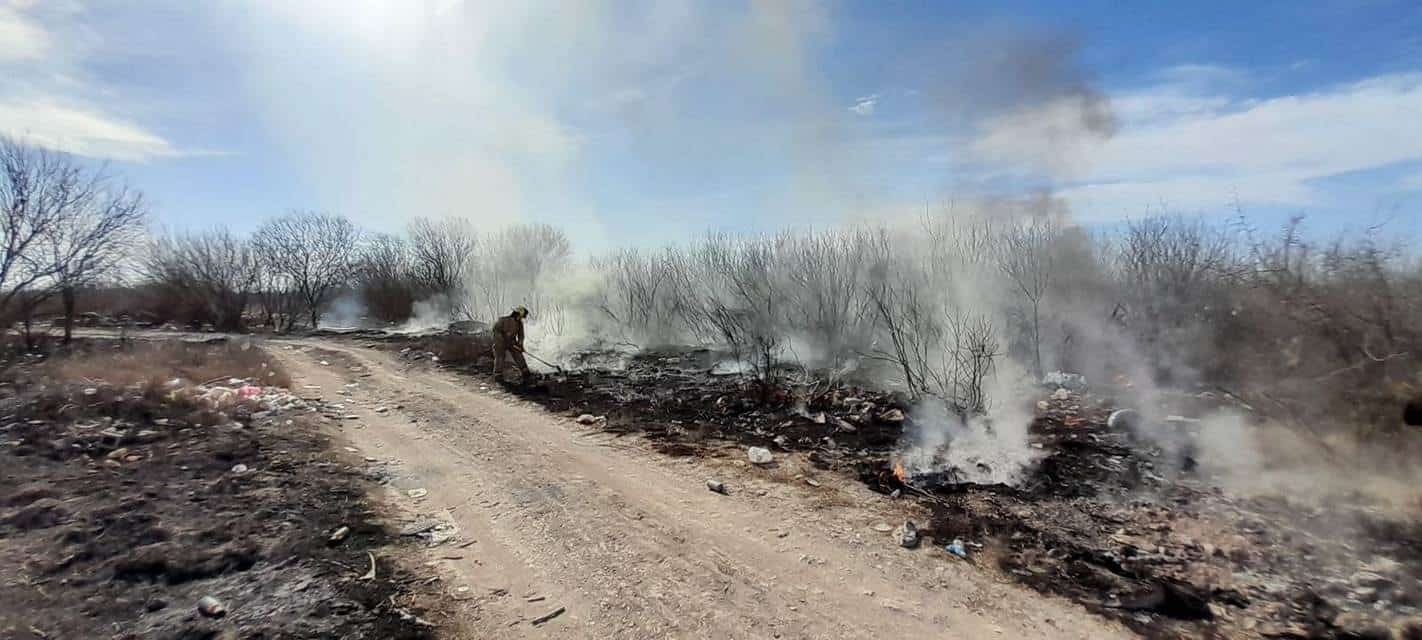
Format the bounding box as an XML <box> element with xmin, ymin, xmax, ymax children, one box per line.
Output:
<box><xmin>1031</xmin><ymin>300</ymin><xmax>1044</xmax><ymax>379</ymax></box>
<box><xmin>22</xmin><ymin>313</ymin><xmax>34</xmax><ymax>351</ymax></box>
<box><xmin>62</xmin><ymin>286</ymin><xmax>76</xmax><ymax>344</ymax></box>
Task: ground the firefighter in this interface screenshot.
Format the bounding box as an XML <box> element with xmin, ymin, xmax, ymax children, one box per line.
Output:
<box><xmin>492</xmin><ymin>306</ymin><xmax>531</xmax><ymax>381</ymax></box>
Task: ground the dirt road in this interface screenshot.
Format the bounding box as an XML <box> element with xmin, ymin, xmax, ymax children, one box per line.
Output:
<box><xmin>273</xmin><ymin>339</ymin><xmax>1132</xmax><ymax>639</ymax></box>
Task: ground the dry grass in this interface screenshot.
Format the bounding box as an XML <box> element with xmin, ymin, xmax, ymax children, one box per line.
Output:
<box><xmin>40</xmin><ymin>339</ymin><xmax>291</xmax><ymax>391</ymax></box>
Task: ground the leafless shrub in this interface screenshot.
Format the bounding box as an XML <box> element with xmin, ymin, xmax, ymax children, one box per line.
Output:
<box><xmin>356</xmin><ymin>233</ymin><xmax>417</xmax><ymax>324</ymax></box>
<box><xmin>591</xmin><ymin>248</ymin><xmax>675</xmax><ymax>344</ymax></box>
<box><xmin>995</xmin><ymin>216</ymin><xmax>1059</xmax><ymax>377</ymax></box>
<box><xmin>1236</xmin><ymin>217</ymin><xmax>1419</xmax><ymax>435</ymax></box>
<box><xmin>143</xmin><ymin>230</ymin><xmax>260</xmax><ymax>331</ymax></box>
<box><xmin>472</xmin><ymin>223</ymin><xmax>571</xmax><ymax>321</ymax></box>
<box><xmin>407</xmin><ymin>217</ymin><xmax>478</xmax><ymax>320</ymax></box>
<box><xmin>862</xmin><ymin>234</ymin><xmax>1001</xmax><ymax>413</ymax></box>
<box><xmin>1093</xmin><ymin>215</ymin><xmax>1242</xmax><ymax>386</ymax></box>
<box><xmin>777</xmin><ymin>229</ymin><xmax>878</xmax><ymax>370</ymax></box>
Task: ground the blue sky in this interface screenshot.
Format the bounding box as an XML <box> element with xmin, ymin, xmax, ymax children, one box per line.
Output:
<box><xmin>2</xmin><ymin>0</ymin><xmax>1420</xmax><ymax>247</ymax></box>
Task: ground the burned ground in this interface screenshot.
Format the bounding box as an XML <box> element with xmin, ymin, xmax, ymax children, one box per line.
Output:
<box><xmin>0</xmin><ymin>339</ymin><xmax>442</xmax><ymax>640</ymax></box>
<box><xmin>362</xmin><ymin>332</ymin><xmax>1422</xmax><ymax>639</ymax></box>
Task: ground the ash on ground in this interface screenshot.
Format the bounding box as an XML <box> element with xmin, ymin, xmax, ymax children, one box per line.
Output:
<box><xmin>365</xmin><ymin>333</ymin><xmax>1422</xmax><ymax>638</ymax></box>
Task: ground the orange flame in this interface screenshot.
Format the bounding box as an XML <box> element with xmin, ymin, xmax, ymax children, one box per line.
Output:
<box><xmin>892</xmin><ymin>462</ymin><xmax>907</xmax><ymax>482</ymax></box>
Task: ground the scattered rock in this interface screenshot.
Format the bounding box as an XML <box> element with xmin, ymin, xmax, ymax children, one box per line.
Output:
<box><xmin>1331</xmin><ymin>612</ymin><xmax>1390</xmax><ymax>639</ymax></box>
<box><xmin>804</xmin><ymin>478</ymin><xmax>821</xmax><ymax>488</ymax></box>
<box><xmin>197</xmin><ymin>595</ymin><xmax>226</xmax><ymax>619</ymax></box>
<box><xmin>878</xmin><ymin>408</ymin><xmax>906</xmax><ymax>423</ymax></box>
<box><xmin>399</xmin><ymin>519</ymin><xmax>441</xmax><ymax>536</ymax></box>
<box><xmin>574</xmin><ymin>414</ymin><xmax>605</xmax><ymax>426</ymax></box>
<box><xmin>1393</xmin><ymin>617</ymin><xmax>1422</xmax><ymax>640</ymax></box>
<box><xmin>1362</xmin><ymin>557</ymin><xmax>1403</xmax><ymax>575</ymax></box>
<box><xmin>1352</xmin><ymin>570</ymin><xmax>1392</xmax><ymax>588</ymax></box>
<box><xmin>894</xmin><ymin>520</ymin><xmax>920</xmax><ymax>549</ymax></box>
<box><xmin>230</xmin><ymin>464</ymin><xmax>248</xmax><ymax>474</ymax></box>
<box><xmin>406</xmin><ymin>488</ymin><xmax>428</xmax><ymax>499</ymax></box>
<box><xmin>106</xmin><ymin>447</ymin><xmax>130</xmax><ymax>461</ymax></box>
<box><xmin>747</xmin><ymin>446</ymin><xmax>773</xmax><ymax>465</ymax></box>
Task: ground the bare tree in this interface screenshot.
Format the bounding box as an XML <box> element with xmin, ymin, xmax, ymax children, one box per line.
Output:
<box><xmin>593</xmin><ymin>248</ymin><xmax>670</xmax><ymax>344</ymax></box>
<box><xmin>474</xmin><ymin>223</ymin><xmax>571</xmax><ymax>321</ymax></box>
<box><xmin>356</xmin><ymin>233</ymin><xmax>417</xmax><ymax>324</ymax></box>
<box><xmin>0</xmin><ymin>138</ymin><xmax>101</xmax><ymax>326</ymax></box>
<box><xmin>407</xmin><ymin>217</ymin><xmax>478</xmax><ymax>320</ymax></box>
<box><xmin>996</xmin><ymin>217</ymin><xmax>1058</xmax><ymax>378</ymax></box>
<box><xmin>253</xmin><ymin>211</ymin><xmax>360</xmax><ymax>329</ymax></box>
<box><xmin>45</xmin><ymin>182</ymin><xmax>147</xmax><ymax>342</ymax></box>
<box><xmin>252</xmin><ymin>245</ymin><xmax>301</xmax><ymax>333</ymax></box>
<box><xmin>144</xmin><ymin>230</ymin><xmax>260</xmax><ymax>331</ymax></box>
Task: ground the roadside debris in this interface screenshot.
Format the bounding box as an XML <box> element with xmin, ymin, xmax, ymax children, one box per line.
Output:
<box><xmin>1043</xmin><ymin>371</ymin><xmax>1088</xmax><ymax>390</ymax></box>
<box><xmin>747</xmin><ymin>446</ymin><xmax>774</xmax><ymax>465</ymax></box>
<box><xmin>1106</xmin><ymin>408</ymin><xmax>1138</xmax><ymax>430</ymax></box>
<box><xmin>328</xmin><ymin>526</ymin><xmax>351</xmax><ymax>545</ymax></box>
<box><xmin>197</xmin><ymin>595</ymin><xmax>227</xmax><ymax>619</ymax></box>
<box><xmin>530</xmin><ymin>606</ymin><xmax>566</xmax><ymax>626</ymax></box>
<box><xmin>359</xmin><ymin>551</ymin><xmax>377</xmax><ymax>580</ymax></box>
<box><xmin>945</xmin><ymin>539</ymin><xmax>968</xmax><ymax>559</ymax></box>
<box><xmin>407</xmin><ymin>488</ymin><xmax>428</xmax><ymax>499</ymax></box>
<box><xmin>575</xmin><ymin>414</ymin><xmax>606</xmax><ymax>426</ymax></box>
<box><xmin>894</xmin><ymin>520</ymin><xmax>920</xmax><ymax>549</ymax></box>
<box><xmin>706</xmin><ymin>479</ymin><xmax>728</xmax><ymax>494</ymax></box>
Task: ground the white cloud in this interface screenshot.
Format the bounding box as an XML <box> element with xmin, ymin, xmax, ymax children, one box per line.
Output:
<box><xmin>0</xmin><ymin>2</ymin><xmax>184</xmax><ymax>162</ymax></box>
<box><xmin>0</xmin><ymin>4</ymin><xmax>48</xmax><ymax>62</ymax></box>
<box><xmin>0</xmin><ymin>100</ymin><xmax>180</xmax><ymax>161</ymax></box>
<box><xmin>849</xmin><ymin>94</ymin><xmax>878</xmax><ymax>116</ymax></box>
<box><xmin>1061</xmin><ymin>73</ymin><xmax>1422</xmax><ymax>219</ymax></box>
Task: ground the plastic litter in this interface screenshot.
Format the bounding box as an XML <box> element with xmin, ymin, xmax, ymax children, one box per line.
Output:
<box><xmin>946</xmin><ymin>538</ymin><xmax>968</xmax><ymax>559</ymax></box>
